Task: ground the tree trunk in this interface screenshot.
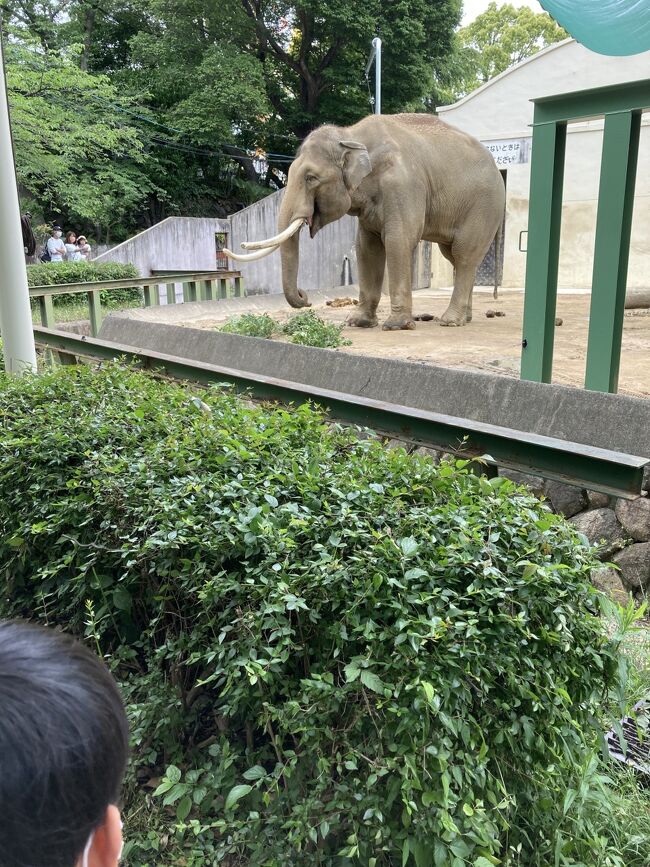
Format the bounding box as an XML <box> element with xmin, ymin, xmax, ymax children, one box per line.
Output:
<box><xmin>80</xmin><ymin>8</ymin><xmax>96</xmax><ymax>72</ymax></box>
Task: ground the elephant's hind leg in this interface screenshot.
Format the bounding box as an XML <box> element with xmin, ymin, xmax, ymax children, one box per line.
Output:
<box><xmin>440</xmin><ymin>260</ymin><xmax>477</xmax><ymax>327</ymax></box>
<box><xmin>347</xmin><ymin>226</ymin><xmax>384</xmax><ymax>328</ymax></box>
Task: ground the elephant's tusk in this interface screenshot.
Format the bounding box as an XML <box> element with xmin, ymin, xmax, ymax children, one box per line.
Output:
<box><xmin>222</xmin><ymin>244</ymin><xmax>280</xmax><ymax>262</ymax></box>
<box><xmin>240</xmin><ymin>218</ymin><xmax>305</xmax><ymax>250</ymax></box>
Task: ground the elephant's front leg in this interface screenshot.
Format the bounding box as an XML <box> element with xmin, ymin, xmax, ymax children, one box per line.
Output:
<box><xmin>347</xmin><ymin>226</ymin><xmax>384</xmax><ymax>328</ymax></box>
<box><xmin>382</xmin><ymin>238</ymin><xmax>416</xmax><ymax>331</ymax></box>
<box><xmin>441</xmin><ymin>261</ymin><xmax>476</xmax><ymax>327</ymax></box>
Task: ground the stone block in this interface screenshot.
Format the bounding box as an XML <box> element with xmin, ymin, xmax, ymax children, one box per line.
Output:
<box><xmin>587</xmin><ymin>490</ymin><xmax>611</xmax><ymax>510</ymax></box>
<box><xmin>612</xmin><ymin>542</ymin><xmax>650</xmax><ymax>592</ymax></box>
<box><xmin>591</xmin><ymin>566</ymin><xmax>630</xmax><ymax>604</ymax></box>
<box><xmin>615</xmin><ymin>496</ymin><xmax>650</xmax><ymax>542</ymax></box>
<box><xmin>569</xmin><ymin>508</ymin><xmax>626</xmax><ymax>559</ymax></box>
<box><xmin>544</xmin><ymin>481</ymin><xmax>588</xmax><ymax>518</ymax></box>
<box><xmin>412</xmin><ymin>446</ymin><xmax>441</xmax><ymax>463</ymax></box>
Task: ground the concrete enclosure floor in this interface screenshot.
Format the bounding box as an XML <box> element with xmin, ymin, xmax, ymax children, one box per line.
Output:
<box><xmin>125</xmin><ymin>287</ymin><xmax>650</xmax><ymax>399</ymax></box>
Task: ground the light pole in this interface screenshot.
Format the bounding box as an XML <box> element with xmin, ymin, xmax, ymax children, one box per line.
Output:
<box><xmin>0</xmin><ymin>34</ymin><xmax>37</xmax><ymax>374</ymax></box>
<box><xmin>365</xmin><ymin>37</ymin><xmax>382</xmax><ymax>115</ymax></box>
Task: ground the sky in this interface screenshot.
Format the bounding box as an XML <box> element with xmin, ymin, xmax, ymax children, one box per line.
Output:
<box><xmin>461</xmin><ymin>0</ymin><xmax>545</xmax><ymax>25</ymax></box>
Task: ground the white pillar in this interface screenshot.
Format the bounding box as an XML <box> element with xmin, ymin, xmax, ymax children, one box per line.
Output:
<box><xmin>372</xmin><ymin>37</ymin><xmax>381</xmax><ymax>115</ymax></box>
<box><xmin>0</xmin><ymin>39</ymin><xmax>37</xmax><ymax>374</ymax></box>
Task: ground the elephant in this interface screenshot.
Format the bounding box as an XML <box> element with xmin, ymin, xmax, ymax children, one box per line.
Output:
<box><xmin>226</xmin><ymin>113</ymin><xmax>506</xmax><ymax>330</ymax></box>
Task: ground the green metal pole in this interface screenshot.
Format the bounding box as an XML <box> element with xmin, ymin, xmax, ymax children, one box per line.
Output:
<box><xmin>520</xmin><ymin>119</ymin><xmax>567</xmax><ymax>383</ymax></box>
<box><xmin>584</xmin><ymin>110</ymin><xmax>641</xmax><ymax>393</ymax></box>
<box><xmin>0</xmin><ymin>36</ymin><xmax>36</xmax><ymax>373</ymax></box>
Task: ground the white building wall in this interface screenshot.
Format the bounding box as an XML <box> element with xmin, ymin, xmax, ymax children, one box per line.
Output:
<box><xmin>436</xmin><ymin>40</ymin><xmax>650</xmax><ymax>290</ymax></box>
<box><xmin>94</xmin><ymin>216</ymin><xmax>230</xmax><ymax>276</ymax></box>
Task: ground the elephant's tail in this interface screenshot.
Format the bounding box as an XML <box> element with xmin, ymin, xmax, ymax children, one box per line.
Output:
<box><xmin>493</xmin><ymin>221</ymin><xmax>503</xmax><ymax>300</ymax></box>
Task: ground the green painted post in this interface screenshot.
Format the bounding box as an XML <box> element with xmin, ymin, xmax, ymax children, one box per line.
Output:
<box><xmin>38</xmin><ymin>294</ymin><xmax>55</xmax><ymax>328</ymax></box>
<box><xmin>225</xmin><ymin>277</ymin><xmax>234</xmax><ymax>300</ymax></box>
<box><xmin>585</xmin><ymin>110</ymin><xmax>641</xmax><ymax>393</ymax></box>
<box><xmin>234</xmin><ymin>276</ymin><xmax>244</xmax><ymax>297</ymax></box>
<box><xmin>201</xmin><ymin>279</ymin><xmax>214</xmax><ymax>301</ymax></box>
<box><xmin>143</xmin><ymin>284</ymin><xmax>159</xmax><ymax>306</ymax></box>
<box><xmin>166</xmin><ymin>283</ymin><xmax>176</xmax><ymax>304</ymax></box>
<box><xmin>184</xmin><ymin>280</ymin><xmax>198</xmax><ymax>302</ymax></box>
<box><xmin>520</xmin><ymin>120</ymin><xmax>567</xmax><ymax>383</ymax></box>
<box><xmin>87</xmin><ymin>290</ymin><xmax>102</xmax><ymax>337</ymax></box>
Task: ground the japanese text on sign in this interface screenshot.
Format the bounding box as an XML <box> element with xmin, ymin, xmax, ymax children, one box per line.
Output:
<box><xmin>481</xmin><ymin>138</ymin><xmax>530</xmax><ymax>166</ymax></box>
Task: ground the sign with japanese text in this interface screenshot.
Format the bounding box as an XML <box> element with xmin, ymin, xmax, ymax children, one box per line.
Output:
<box><xmin>481</xmin><ymin>138</ymin><xmax>531</xmax><ymax>166</ymax></box>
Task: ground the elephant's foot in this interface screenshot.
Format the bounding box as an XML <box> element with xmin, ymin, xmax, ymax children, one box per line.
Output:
<box><xmin>382</xmin><ymin>314</ymin><xmax>416</xmax><ymax>331</ymax></box>
<box><xmin>347</xmin><ymin>311</ymin><xmax>378</xmax><ymax>328</ymax></box>
<box><xmin>440</xmin><ymin>307</ymin><xmax>468</xmax><ymax>327</ymax></box>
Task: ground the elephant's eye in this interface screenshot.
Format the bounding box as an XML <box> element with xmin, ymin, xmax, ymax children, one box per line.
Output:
<box><xmin>305</xmin><ymin>174</ymin><xmax>319</xmax><ymax>184</ymax></box>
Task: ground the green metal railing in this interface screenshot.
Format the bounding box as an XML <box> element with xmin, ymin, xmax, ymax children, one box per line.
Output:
<box><xmin>30</xmin><ymin>269</ymin><xmax>243</xmax><ymax>337</ymax></box>
<box><xmin>521</xmin><ymin>79</ymin><xmax>650</xmax><ymax>393</ymax></box>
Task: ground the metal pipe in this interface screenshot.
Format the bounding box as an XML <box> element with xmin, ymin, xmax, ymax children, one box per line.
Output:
<box><xmin>373</xmin><ymin>37</ymin><xmax>381</xmax><ymax>115</ymax></box>
<box><xmin>0</xmin><ymin>38</ymin><xmax>36</xmax><ymax>373</ymax></box>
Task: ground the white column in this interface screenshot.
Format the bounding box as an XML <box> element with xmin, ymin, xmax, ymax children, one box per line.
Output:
<box><xmin>0</xmin><ymin>39</ymin><xmax>37</xmax><ymax>374</ymax></box>
<box><xmin>373</xmin><ymin>37</ymin><xmax>381</xmax><ymax>115</ymax></box>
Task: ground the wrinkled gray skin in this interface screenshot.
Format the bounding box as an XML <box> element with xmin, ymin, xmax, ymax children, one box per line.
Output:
<box><xmin>277</xmin><ymin>113</ymin><xmax>505</xmax><ymax>329</ymax></box>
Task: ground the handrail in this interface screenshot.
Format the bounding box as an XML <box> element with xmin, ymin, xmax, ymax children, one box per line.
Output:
<box><xmin>29</xmin><ymin>270</ymin><xmax>241</xmax><ymax>297</ymax></box>
<box><xmin>30</xmin><ymin>270</ymin><xmax>244</xmax><ymax>337</ymax></box>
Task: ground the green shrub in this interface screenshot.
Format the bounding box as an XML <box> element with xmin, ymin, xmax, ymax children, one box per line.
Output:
<box><xmin>220</xmin><ymin>313</ymin><xmax>278</xmax><ymax>339</ymax></box>
<box><xmin>219</xmin><ymin>310</ymin><xmax>351</xmax><ymax>348</ymax></box>
<box><xmin>27</xmin><ymin>262</ymin><xmax>141</xmax><ymax>307</ymax></box>
<box><xmin>282</xmin><ymin>310</ymin><xmax>351</xmax><ymax>347</ymax></box>
<box><xmin>0</xmin><ymin>364</ymin><xmax>625</xmax><ymax>866</ymax></box>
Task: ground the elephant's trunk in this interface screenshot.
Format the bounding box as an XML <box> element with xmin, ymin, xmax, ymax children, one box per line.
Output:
<box><xmin>279</xmin><ymin>194</ymin><xmax>311</xmax><ymax>308</ymax></box>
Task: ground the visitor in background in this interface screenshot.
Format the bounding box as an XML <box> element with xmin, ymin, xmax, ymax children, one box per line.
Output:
<box><xmin>77</xmin><ymin>234</ymin><xmax>92</xmax><ymax>261</ymax></box>
<box><xmin>0</xmin><ymin>619</ymin><xmax>129</xmax><ymax>867</ymax></box>
<box><xmin>65</xmin><ymin>230</ymin><xmax>82</xmax><ymax>262</ymax></box>
<box><xmin>46</xmin><ymin>225</ymin><xmax>66</xmax><ymax>263</ymax></box>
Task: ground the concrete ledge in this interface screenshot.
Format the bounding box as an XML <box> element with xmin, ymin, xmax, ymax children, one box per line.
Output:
<box><xmin>100</xmin><ymin>314</ymin><xmax>650</xmax><ymax>458</ymax></box>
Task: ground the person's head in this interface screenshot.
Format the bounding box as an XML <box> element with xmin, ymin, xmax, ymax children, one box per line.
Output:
<box><xmin>77</xmin><ymin>235</ymin><xmax>87</xmax><ymax>246</ymax></box>
<box><xmin>66</xmin><ymin>231</ymin><xmax>77</xmax><ymax>244</ymax></box>
<box><xmin>51</xmin><ymin>225</ymin><xmax>63</xmax><ymax>239</ymax></box>
<box><xmin>0</xmin><ymin>620</ymin><xmax>129</xmax><ymax>867</ymax></box>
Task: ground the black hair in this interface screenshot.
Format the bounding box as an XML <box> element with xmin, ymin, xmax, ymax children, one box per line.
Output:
<box><xmin>0</xmin><ymin>621</ymin><xmax>129</xmax><ymax>867</ymax></box>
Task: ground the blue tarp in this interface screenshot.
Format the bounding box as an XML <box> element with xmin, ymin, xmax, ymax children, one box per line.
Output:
<box><xmin>539</xmin><ymin>0</ymin><xmax>650</xmax><ymax>56</ymax></box>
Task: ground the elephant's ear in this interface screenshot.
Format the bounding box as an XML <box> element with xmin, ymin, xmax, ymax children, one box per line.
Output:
<box><xmin>339</xmin><ymin>140</ymin><xmax>372</xmax><ymax>191</ymax></box>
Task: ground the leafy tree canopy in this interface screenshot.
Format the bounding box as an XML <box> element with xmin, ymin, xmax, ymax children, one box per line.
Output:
<box><xmin>6</xmin><ymin>35</ymin><xmax>155</xmax><ymax>242</ymax></box>
<box><xmin>433</xmin><ymin>1</ymin><xmax>568</xmax><ymax>104</ymax></box>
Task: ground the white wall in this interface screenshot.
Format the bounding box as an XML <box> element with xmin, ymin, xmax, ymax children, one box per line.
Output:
<box><xmin>437</xmin><ymin>40</ymin><xmax>650</xmax><ymax>289</ymax></box>
<box><xmin>95</xmin><ymin>217</ymin><xmax>230</xmax><ymax>276</ymax></box>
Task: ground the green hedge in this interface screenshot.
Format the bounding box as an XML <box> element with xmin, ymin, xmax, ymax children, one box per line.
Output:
<box><xmin>27</xmin><ymin>262</ymin><xmax>141</xmax><ymax>306</ymax></box>
<box><xmin>0</xmin><ymin>364</ymin><xmax>623</xmax><ymax>866</ymax></box>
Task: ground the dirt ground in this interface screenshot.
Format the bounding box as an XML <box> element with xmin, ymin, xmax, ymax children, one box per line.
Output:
<box><xmin>192</xmin><ymin>287</ymin><xmax>650</xmax><ymax>398</ymax></box>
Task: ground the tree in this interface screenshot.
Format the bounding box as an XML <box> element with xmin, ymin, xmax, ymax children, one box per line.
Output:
<box><xmin>5</xmin><ymin>36</ymin><xmax>156</xmax><ymax>241</ymax></box>
<box><xmin>432</xmin><ymin>2</ymin><xmax>568</xmax><ymax>104</ymax></box>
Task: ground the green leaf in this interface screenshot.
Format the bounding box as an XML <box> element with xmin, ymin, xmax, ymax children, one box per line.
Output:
<box><xmin>243</xmin><ymin>765</ymin><xmax>267</xmax><ymax>781</ymax></box>
<box><xmin>166</xmin><ymin>765</ymin><xmax>182</xmax><ymax>784</ymax></box>
<box><xmin>402</xmin><ymin>836</ymin><xmax>410</xmax><ymax>867</ymax></box>
<box><xmin>176</xmin><ymin>795</ymin><xmax>192</xmax><ymax>821</ymax></box>
<box><xmin>225</xmin><ymin>784</ymin><xmax>253</xmax><ymax>810</ymax></box>
<box><xmin>344</xmin><ymin>663</ymin><xmax>361</xmax><ymax>682</ymax></box>
<box><xmin>400</xmin><ymin>537</ymin><xmax>419</xmax><ymax>557</ymax></box>
<box><xmin>360</xmin><ymin>670</ymin><xmax>384</xmax><ymax>693</ymax></box>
